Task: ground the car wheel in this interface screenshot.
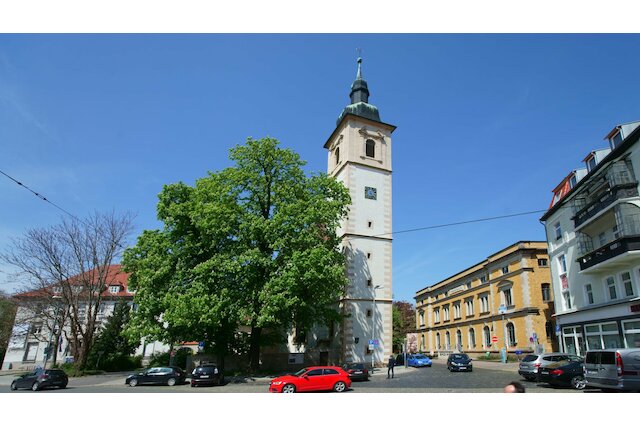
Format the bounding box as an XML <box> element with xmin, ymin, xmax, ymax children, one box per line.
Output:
<box><xmin>31</xmin><ymin>382</ymin><xmax>40</xmax><ymax>392</ymax></box>
<box><xmin>468</xmin><ymin>368</ymin><xmax>473</xmax><ymax>372</ymax></box>
<box><xmin>282</xmin><ymin>384</ymin><xmax>296</xmax><ymax>393</ymax></box>
<box><xmin>571</xmin><ymin>376</ymin><xmax>586</xmax><ymax>390</ymax></box>
<box><xmin>167</xmin><ymin>378</ymin><xmax>177</xmax><ymax>386</ymax></box>
<box><xmin>10</xmin><ymin>382</ymin><xmax>17</xmax><ymax>391</ymax></box>
<box><xmin>60</xmin><ymin>382</ymin><xmax>67</xmax><ymax>389</ymax></box>
<box><xmin>333</xmin><ymin>381</ymin><xmax>347</xmax><ymax>393</ymax></box>
<box><xmin>129</xmin><ymin>379</ymin><xmax>138</xmax><ymax>387</ymax></box>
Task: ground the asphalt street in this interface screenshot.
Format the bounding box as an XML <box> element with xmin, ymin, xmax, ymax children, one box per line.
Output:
<box><xmin>0</xmin><ymin>359</ymin><xmax>583</xmax><ymax>393</ymax></box>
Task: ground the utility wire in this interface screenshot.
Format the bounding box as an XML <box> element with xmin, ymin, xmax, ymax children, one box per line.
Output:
<box><xmin>2</xmin><ymin>167</ymin><xmax>556</xmax><ymax>242</ymax></box>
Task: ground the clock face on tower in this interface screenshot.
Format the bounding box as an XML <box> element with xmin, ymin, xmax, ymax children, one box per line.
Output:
<box><xmin>365</xmin><ymin>186</ymin><xmax>377</xmax><ymax>200</ymax></box>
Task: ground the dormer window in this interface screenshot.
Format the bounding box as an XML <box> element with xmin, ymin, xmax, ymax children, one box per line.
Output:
<box><xmin>586</xmin><ymin>155</ymin><xmax>597</xmax><ymax>172</ymax></box>
<box><xmin>610</xmin><ymin>130</ymin><xmax>623</xmax><ymax>149</ymax></box>
<box><xmin>365</xmin><ymin>139</ymin><xmax>375</xmax><ymax>158</ymax></box>
<box><xmin>109</xmin><ymin>285</ymin><xmax>121</xmax><ymax>294</ymax></box>
<box><xmin>569</xmin><ymin>174</ymin><xmax>577</xmax><ymax>188</ymax></box>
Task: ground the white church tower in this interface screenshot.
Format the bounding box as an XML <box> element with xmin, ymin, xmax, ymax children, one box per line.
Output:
<box><xmin>324</xmin><ymin>57</ymin><xmax>395</xmax><ymax>367</ymax></box>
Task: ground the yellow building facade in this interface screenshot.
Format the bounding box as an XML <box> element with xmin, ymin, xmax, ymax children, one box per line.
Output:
<box><xmin>414</xmin><ymin>241</ymin><xmax>557</xmax><ymax>356</ymax></box>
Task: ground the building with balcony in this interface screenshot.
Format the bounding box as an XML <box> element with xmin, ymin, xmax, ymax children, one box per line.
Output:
<box><xmin>541</xmin><ymin>120</ymin><xmax>640</xmax><ymax>355</ymax></box>
<box><xmin>414</xmin><ymin>241</ymin><xmax>556</xmax><ymax>357</ymax></box>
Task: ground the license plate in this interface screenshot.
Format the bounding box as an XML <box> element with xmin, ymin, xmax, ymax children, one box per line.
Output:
<box><xmin>200</xmin><ymin>375</ymin><xmax>209</xmax><ymax>378</ymax></box>
<box><xmin>459</xmin><ymin>367</ymin><xmax>466</xmax><ymax>370</ymax></box>
<box><xmin>354</xmin><ymin>371</ymin><xmax>362</xmax><ymax>374</ymax></box>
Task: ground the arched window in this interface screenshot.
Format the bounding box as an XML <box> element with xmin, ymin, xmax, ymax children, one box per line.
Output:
<box><xmin>445</xmin><ymin>331</ymin><xmax>451</xmax><ymax>350</ymax></box>
<box><xmin>507</xmin><ymin>322</ymin><xmax>516</xmax><ymax>347</ymax></box>
<box><xmin>456</xmin><ymin>330</ymin><xmax>462</xmax><ymax>350</ymax></box>
<box><xmin>483</xmin><ymin>325</ymin><xmax>491</xmax><ymax>348</ymax></box>
<box><xmin>420</xmin><ymin>334</ymin><xmax>425</xmax><ymax>351</ymax></box>
<box><xmin>468</xmin><ymin>328</ymin><xmax>476</xmax><ymax>348</ymax></box>
<box><xmin>436</xmin><ymin>332</ymin><xmax>441</xmax><ymax>349</ymax></box>
<box><xmin>365</xmin><ymin>139</ymin><xmax>375</xmax><ymax>158</ymax></box>
<box><xmin>335</xmin><ymin>147</ymin><xmax>340</xmax><ymax>164</ymax></box>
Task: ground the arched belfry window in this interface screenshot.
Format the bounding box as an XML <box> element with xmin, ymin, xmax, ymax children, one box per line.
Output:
<box><xmin>335</xmin><ymin>147</ymin><xmax>340</xmax><ymax>165</ymax></box>
<box><xmin>365</xmin><ymin>139</ymin><xmax>375</xmax><ymax>158</ymax></box>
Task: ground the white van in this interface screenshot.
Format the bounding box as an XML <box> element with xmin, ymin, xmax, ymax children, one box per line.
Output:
<box><xmin>584</xmin><ymin>349</ymin><xmax>640</xmax><ymax>391</ymax></box>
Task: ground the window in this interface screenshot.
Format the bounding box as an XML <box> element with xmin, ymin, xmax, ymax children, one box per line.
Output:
<box><xmin>584</xmin><ymin>284</ymin><xmax>594</xmax><ymax>305</ymax></box>
<box><xmin>605</xmin><ymin>276</ymin><xmax>618</xmax><ymax>300</ymax></box>
<box><xmin>465</xmin><ymin>281</ymin><xmax>472</xmax><ymax>289</ymax></box>
<box><xmin>365</xmin><ymin>139</ymin><xmax>375</xmax><ymax>158</ymax></box>
<box><xmin>569</xmin><ymin>174</ymin><xmax>578</xmax><ymax>188</ymax></box>
<box><xmin>420</xmin><ymin>334</ymin><xmax>425</xmax><ymax>351</ymax></box>
<box><xmin>558</xmin><ymin>254</ymin><xmax>567</xmax><ymax>274</ymax></box>
<box><xmin>483</xmin><ymin>326</ymin><xmax>491</xmax><ymax>348</ymax></box>
<box><xmin>506</xmin><ymin>323</ymin><xmax>516</xmax><ymax>347</ymax></box>
<box><xmin>109</xmin><ymin>285</ymin><xmax>120</xmax><ymax>294</ymax></box>
<box><xmin>598</xmin><ymin>232</ymin><xmax>607</xmax><ymax>247</ymax></box>
<box><xmin>367</xmin><ymin>279</ymin><xmax>372</xmax><ymax>287</ymax></box>
<box><xmin>622</xmin><ymin>320</ymin><xmax>640</xmax><ymax>348</ymax></box>
<box><xmin>585</xmin><ymin>322</ymin><xmax>621</xmax><ymax>350</ymax></box>
<box><xmin>445</xmin><ymin>331</ymin><xmax>451</xmax><ymax>350</ymax></box>
<box><xmin>443</xmin><ymin>306</ymin><xmax>450</xmax><ymax>321</ymax></box>
<box><xmin>367</xmin><ymin>252</ymin><xmax>371</xmax><ymax>259</ymax></box>
<box><xmin>610</xmin><ymin>131</ymin><xmax>623</xmax><ymax>148</ymax></box>
<box><xmin>453</xmin><ymin>302</ymin><xmax>461</xmax><ymax>319</ymax></box>
<box><xmin>538</xmin><ymin>258</ymin><xmax>548</xmax><ymax>267</ymax></box>
<box><xmin>586</xmin><ymin>156</ymin><xmax>597</xmax><ymax>172</ymax></box>
<box><xmin>456</xmin><ymin>330</ymin><xmax>462</xmax><ymax>350</ymax></box>
<box><xmin>468</xmin><ymin>328</ymin><xmax>476</xmax><ymax>348</ymax></box>
<box><xmin>419</xmin><ymin>311</ymin><xmax>425</xmax><ymax>326</ymax></box>
<box><xmin>465</xmin><ymin>299</ymin><xmax>474</xmax><ymax>316</ymax></box>
<box><xmin>613</xmin><ymin>225</ymin><xmax>620</xmax><ymax>239</ymax></box>
<box><xmin>436</xmin><ymin>332</ymin><xmax>441</xmax><ymax>349</ymax></box>
<box><xmin>366</xmin><ymin>309</ymin><xmax>372</xmax><ymax>318</ymax></box>
<box><xmin>30</xmin><ymin>322</ymin><xmax>43</xmax><ymax>335</ymax></box>
<box><xmin>501</xmin><ymin>266</ymin><xmax>509</xmax><ymax>275</ymax></box>
<box><xmin>367</xmin><ymin>221</ymin><xmax>372</xmax><ymax>228</ymax></box>
<box><xmin>434</xmin><ymin>308</ymin><xmax>440</xmax><ymax>323</ymax></box>
<box><xmin>541</xmin><ymin>283</ymin><xmax>551</xmax><ymax>302</ymax></box>
<box><xmin>479</xmin><ymin>294</ymin><xmax>489</xmax><ymax>313</ymax></box>
<box><xmin>621</xmin><ymin>272</ymin><xmax>635</xmax><ymax>297</ymax></box>
<box><xmin>554</xmin><ymin>222</ymin><xmax>562</xmax><ymax>240</ymax></box>
<box><xmin>480</xmin><ymin>275</ymin><xmax>488</xmax><ymax>283</ymax></box>
<box><xmin>503</xmin><ymin>288</ymin><xmax>513</xmax><ymax>307</ymax></box>
<box><xmin>563</xmin><ymin>292</ymin><xmax>572</xmax><ymax>310</ymax></box>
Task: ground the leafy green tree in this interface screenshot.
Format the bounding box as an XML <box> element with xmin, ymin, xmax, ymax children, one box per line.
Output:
<box><xmin>0</xmin><ymin>292</ymin><xmax>17</xmax><ymax>364</ymax></box>
<box><xmin>124</xmin><ymin>137</ymin><xmax>351</xmax><ymax>371</ymax></box>
<box><xmin>392</xmin><ymin>301</ymin><xmax>415</xmax><ymax>352</ymax></box>
<box><xmin>88</xmin><ymin>300</ymin><xmax>139</xmax><ymax>370</ymax></box>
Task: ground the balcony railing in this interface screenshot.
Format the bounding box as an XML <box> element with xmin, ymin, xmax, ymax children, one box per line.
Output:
<box><xmin>573</xmin><ymin>182</ymin><xmax>639</xmax><ymax>228</ymax></box>
<box><xmin>578</xmin><ymin>235</ymin><xmax>640</xmax><ymax>271</ymax></box>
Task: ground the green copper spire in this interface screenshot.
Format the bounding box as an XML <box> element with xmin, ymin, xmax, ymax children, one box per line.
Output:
<box><xmin>337</xmin><ymin>56</ymin><xmax>381</xmax><ymax>125</ymax></box>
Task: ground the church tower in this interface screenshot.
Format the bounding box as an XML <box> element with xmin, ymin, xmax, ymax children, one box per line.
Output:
<box><xmin>325</xmin><ymin>57</ymin><xmax>395</xmax><ymax>366</ymax></box>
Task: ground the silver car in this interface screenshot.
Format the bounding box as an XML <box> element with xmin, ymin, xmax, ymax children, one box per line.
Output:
<box><xmin>518</xmin><ymin>353</ymin><xmax>583</xmax><ymax>381</ymax></box>
<box><xmin>584</xmin><ymin>349</ymin><xmax>640</xmax><ymax>391</ymax></box>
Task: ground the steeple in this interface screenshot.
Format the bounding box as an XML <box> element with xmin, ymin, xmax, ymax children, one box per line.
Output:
<box><xmin>337</xmin><ymin>56</ymin><xmax>381</xmax><ymax>125</ymax></box>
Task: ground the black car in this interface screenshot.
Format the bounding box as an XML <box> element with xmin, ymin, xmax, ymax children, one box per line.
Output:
<box><xmin>10</xmin><ymin>368</ymin><xmax>68</xmax><ymax>391</ymax></box>
<box><xmin>125</xmin><ymin>366</ymin><xmax>186</xmax><ymax>387</ymax></box>
<box><xmin>342</xmin><ymin>363</ymin><xmax>369</xmax><ymax>381</ymax></box>
<box><xmin>447</xmin><ymin>353</ymin><xmax>473</xmax><ymax>372</ymax></box>
<box><xmin>538</xmin><ymin>360</ymin><xmax>586</xmax><ymax>390</ymax></box>
<box><xmin>191</xmin><ymin>364</ymin><xmax>224</xmax><ymax>387</ymax></box>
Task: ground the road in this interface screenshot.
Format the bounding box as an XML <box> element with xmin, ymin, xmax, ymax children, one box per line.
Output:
<box><xmin>0</xmin><ymin>361</ymin><xmax>582</xmax><ymax>393</ymax></box>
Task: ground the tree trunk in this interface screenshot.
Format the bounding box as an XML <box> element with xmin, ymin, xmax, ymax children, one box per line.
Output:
<box><xmin>248</xmin><ymin>326</ymin><xmax>262</xmax><ymax>372</ymax></box>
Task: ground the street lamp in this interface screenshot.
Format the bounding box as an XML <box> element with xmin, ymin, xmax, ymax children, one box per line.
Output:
<box><xmin>371</xmin><ymin>284</ymin><xmax>383</xmax><ymax>371</ymax></box>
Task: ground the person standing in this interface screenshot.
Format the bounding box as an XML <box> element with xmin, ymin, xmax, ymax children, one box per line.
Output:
<box><xmin>387</xmin><ymin>354</ymin><xmax>395</xmax><ymax>379</ymax></box>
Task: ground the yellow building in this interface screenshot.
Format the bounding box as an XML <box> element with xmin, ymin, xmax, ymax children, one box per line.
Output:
<box><xmin>414</xmin><ymin>241</ymin><xmax>557</xmax><ymax>357</ymax></box>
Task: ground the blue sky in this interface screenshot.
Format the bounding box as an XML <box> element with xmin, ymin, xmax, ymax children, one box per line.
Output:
<box><xmin>2</xmin><ymin>34</ymin><xmax>640</xmax><ymax>303</ymax></box>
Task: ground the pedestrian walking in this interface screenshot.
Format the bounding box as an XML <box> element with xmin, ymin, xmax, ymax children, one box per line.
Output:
<box><xmin>387</xmin><ymin>354</ymin><xmax>395</xmax><ymax>379</ymax></box>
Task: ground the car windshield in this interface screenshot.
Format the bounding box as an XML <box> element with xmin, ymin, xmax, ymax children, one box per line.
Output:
<box><xmin>522</xmin><ymin>355</ymin><xmax>539</xmax><ymax>362</ymax></box>
<box><xmin>293</xmin><ymin>368</ymin><xmax>309</xmax><ymax>377</ymax></box>
<box><xmin>415</xmin><ymin>355</ymin><xmax>427</xmax><ymax>359</ymax></box>
<box><xmin>452</xmin><ymin>354</ymin><xmax>469</xmax><ymax>360</ymax></box>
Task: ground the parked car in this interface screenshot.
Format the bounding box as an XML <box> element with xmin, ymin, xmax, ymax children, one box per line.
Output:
<box><xmin>10</xmin><ymin>368</ymin><xmax>68</xmax><ymax>391</ymax></box>
<box><xmin>191</xmin><ymin>364</ymin><xmax>224</xmax><ymax>387</ymax></box>
<box><xmin>538</xmin><ymin>360</ymin><xmax>586</xmax><ymax>390</ymax></box>
<box><xmin>447</xmin><ymin>353</ymin><xmax>473</xmax><ymax>372</ymax></box>
<box><xmin>406</xmin><ymin>354</ymin><xmax>432</xmax><ymax>368</ymax></box>
<box><xmin>125</xmin><ymin>366</ymin><xmax>186</xmax><ymax>387</ymax></box>
<box><xmin>342</xmin><ymin>362</ymin><xmax>369</xmax><ymax>381</ymax></box>
<box><xmin>518</xmin><ymin>353</ymin><xmax>582</xmax><ymax>381</ymax></box>
<box><xmin>269</xmin><ymin>366</ymin><xmax>351</xmax><ymax>393</ymax></box>
<box><xmin>584</xmin><ymin>349</ymin><xmax>640</xmax><ymax>392</ymax></box>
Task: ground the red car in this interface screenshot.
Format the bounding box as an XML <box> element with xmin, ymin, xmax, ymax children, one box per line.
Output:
<box><xmin>269</xmin><ymin>366</ymin><xmax>352</xmax><ymax>393</ymax></box>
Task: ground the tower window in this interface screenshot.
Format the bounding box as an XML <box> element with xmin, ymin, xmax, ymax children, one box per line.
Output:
<box><xmin>366</xmin><ymin>309</ymin><xmax>372</xmax><ymax>318</ymax></box>
<box><xmin>365</xmin><ymin>139</ymin><xmax>375</xmax><ymax>158</ymax></box>
<box><xmin>367</xmin><ymin>279</ymin><xmax>372</xmax><ymax>287</ymax></box>
<box><xmin>367</xmin><ymin>252</ymin><xmax>371</xmax><ymax>259</ymax></box>
<box><xmin>367</xmin><ymin>221</ymin><xmax>372</xmax><ymax>228</ymax></box>
<box><xmin>335</xmin><ymin>147</ymin><xmax>340</xmax><ymax>164</ymax></box>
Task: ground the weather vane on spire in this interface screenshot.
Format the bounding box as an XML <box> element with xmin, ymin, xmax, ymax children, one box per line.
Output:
<box><xmin>356</xmin><ymin>48</ymin><xmax>363</xmax><ymax>79</ymax></box>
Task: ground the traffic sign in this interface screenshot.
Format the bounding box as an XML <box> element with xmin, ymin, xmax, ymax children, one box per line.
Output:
<box><xmin>515</xmin><ymin>350</ymin><xmax>522</xmax><ymax>355</ymax></box>
<box><xmin>498</xmin><ymin>304</ymin><xmax>507</xmax><ymax>314</ymax></box>
<box><xmin>368</xmin><ymin>339</ymin><xmax>379</xmax><ymax>346</ymax></box>
<box><xmin>491</xmin><ymin>336</ymin><xmax>498</xmax><ymax>343</ymax></box>
<box><xmin>532</xmin><ymin>332</ymin><xmax>537</xmax><ymax>340</ymax></box>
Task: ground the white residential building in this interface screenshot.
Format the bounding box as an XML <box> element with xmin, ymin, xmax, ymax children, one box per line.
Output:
<box><xmin>541</xmin><ymin>121</ymin><xmax>640</xmax><ymax>355</ymax></box>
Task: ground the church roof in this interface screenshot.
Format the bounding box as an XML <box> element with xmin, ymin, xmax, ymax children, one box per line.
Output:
<box><xmin>337</xmin><ymin>57</ymin><xmax>381</xmax><ymax>125</ymax></box>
